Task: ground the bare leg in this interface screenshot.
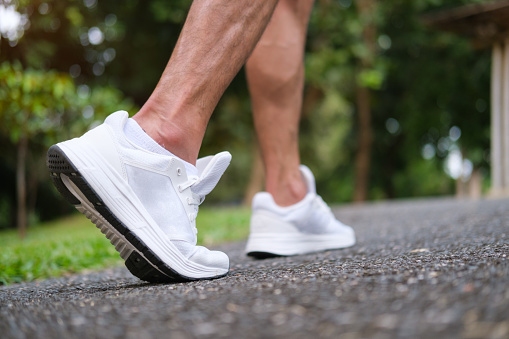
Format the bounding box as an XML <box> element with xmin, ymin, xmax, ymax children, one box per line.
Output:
<box><xmin>134</xmin><ymin>0</ymin><xmax>279</xmax><ymax>164</ymax></box>
<box><xmin>246</xmin><ymin>0</ymin><xmax>315</xmax><ymax>206</ymax></box>
<box><xmin>245</xmin><ymin>1</ymin><xmax>357</xmax><ymax>256</ymax></box>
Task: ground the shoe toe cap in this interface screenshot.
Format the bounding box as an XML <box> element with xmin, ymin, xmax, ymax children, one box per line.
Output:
<box><xmin>338</xmin><ymin>221</ymin><xmax>355</xmax><ymax>235</ymax></box>
<box><xmin>337</xmin><ymin>222</ymin><xmax>356</xmax><ymax>244</ymax></box>
<box><xmin>188</xmin><ymin>246</ymin><xmax>230</xmax><ymax>272</ymax></box>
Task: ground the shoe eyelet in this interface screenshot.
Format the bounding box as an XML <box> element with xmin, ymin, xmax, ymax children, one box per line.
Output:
<box><xmin>178</xmin><ymin>185</ymin><xmax>182</xmax><ymax>192</ymax></box>
<box><xmin>177</xmin><ymin>168</ymin><xmax>182</xmax><ymax>176</ymax></box>
<box><xmin>186</xmin><ymin>197</ymin><xmax>191</xmax><ymax>205</ymax></box>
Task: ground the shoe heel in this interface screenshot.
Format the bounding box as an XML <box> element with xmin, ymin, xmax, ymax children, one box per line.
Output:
<box><xmin>47</xmin><ymin>144</ymin><xmax>108</xmax><ymax>209</ymax></box>
<box><xmin>47</xmin><ymin>145</ymin><xmax>180</xmax><ymax>284</ymax></box>
<box><xmin>47</xmin><ymin>145</ymin><xmax>82</xmax><ymax>205</ymax></box>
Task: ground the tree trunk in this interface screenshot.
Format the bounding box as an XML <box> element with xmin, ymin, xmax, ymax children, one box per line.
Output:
<box><xmin>354</xmin><ymin>85</ymin><xmax>372</xmax><ymax>202</ymax></box>
<box><xmin>17</xmin><ymin>136</ymin><xmax>28</xmax><ymax>239</ymax></box>
<box><xmin>27</xmin><ymin>154</ymin><xmax>44</xmax><ymax>219</ymax></box>
<box><xmin>27</xmin><ymin>167</ymin><xmax>39</xmax><ymax>219</ymax></box>
<box><xmin>353</xmin><ymin>0</ymin><xmax>377</xmax><ymax>203</ymax></box>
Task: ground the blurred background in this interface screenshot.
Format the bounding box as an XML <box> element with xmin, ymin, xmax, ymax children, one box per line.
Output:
<box><xmin>0</xmin><ymin>0</ymin><xmax>492</xmax><ymax>236</ymax></box>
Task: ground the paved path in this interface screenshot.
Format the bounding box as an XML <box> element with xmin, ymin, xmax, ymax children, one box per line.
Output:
<box><xmin>1</xmin><ymin>198</ymin><xmax>508</xmax><ymax>339</ymax></box>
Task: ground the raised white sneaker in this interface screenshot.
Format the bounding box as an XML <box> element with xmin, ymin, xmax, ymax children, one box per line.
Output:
<box><xmin>47</xmin><ymin>111</ymin><xmax>231</xmax><ymax>283</ymax></box>
<box><xmin>245</xmin><ymin>165</ymin><xmax>356</xmax><ymax>257</ymax></box>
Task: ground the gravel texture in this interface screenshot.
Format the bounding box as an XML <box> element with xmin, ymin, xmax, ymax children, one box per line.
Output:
<box><xmin>1</xmin><ymin>197</ymin><xmax>508</xmax><ymax>339</ymax></box>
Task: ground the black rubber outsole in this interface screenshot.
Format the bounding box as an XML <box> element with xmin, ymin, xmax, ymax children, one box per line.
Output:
<box><xmin>246</xmin><ymin>251</ymin><xmax>284</xmax><ymax>259</ymax></box>
<box><xmin>47</xmin><ymin>144</ymin><xmax>227</xmax><ymax>284</ymax></box>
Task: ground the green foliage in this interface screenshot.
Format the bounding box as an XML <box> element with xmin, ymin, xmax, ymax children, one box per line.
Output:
<box><xmin>0</xmin><ymin>60</ymin><xmax>136</xmax><ymax>229</ymax></box>
<box><xmin>392</xmin><ymin>157</ymin><xmax>454</xmax><ymax>197</ymax></box>
<box><xmin>0</xmin><ymin>0</ymin><xmax>494</xmax><ymax>226</ymax></box>
<box><xmin>0</xmin><ymin>61</ymin><xmax>79</xmax><ymax>144</ymax></box>
<box><xmin>197</xmin><ymin>207</ymin><xmax>251</xmax><ymax>246</ymax></box>
<box><xmin>302</xmin><ymin>0</ymin><xmax>490</xmax><ymax>202</ymax></box>
<box><xmin>149</xmin><ymin>0</ymin><xmax>189</xmax><ymax>23</ymax></box>
<box><xmin>367</xmin><ymin>0</ymin><xmax>490</xmax><ymax>200</ymax></box>
<box><xmin>0</xmin><ymin>214</ymin><xmax>122</xmax><ymax>285</ymax></box>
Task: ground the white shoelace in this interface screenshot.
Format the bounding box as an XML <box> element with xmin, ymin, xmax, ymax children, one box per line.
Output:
<box><xmin>313</xmin><ymin>195</ymin><xmax>330</xmax><ymax>211</ymax></box>
<box><xmin>178</xmin><ymin>177</ymin><xmax>205</xmax><ymax>235</ymax></box>
<box><xmin>312</xmin><ymin>195</ymin><xmax>346</xmax><ymax>229</ymax></box>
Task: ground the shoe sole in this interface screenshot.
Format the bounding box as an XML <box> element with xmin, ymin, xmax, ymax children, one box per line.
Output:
<box><xmin>245</xmin><ymin>232</ymin><xmax>356</xmax><ymax>258</ymax></box>
<box><xmin>47</xmin><ymin>144</ymin><xmax>227</xmax><ymax>283</ymax></box>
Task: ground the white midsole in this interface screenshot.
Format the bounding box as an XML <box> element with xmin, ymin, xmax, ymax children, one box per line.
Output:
<box><xmin>61</xmin><ymin>174</ymin><xmax>136</xmax><ymax>261</ymax></box>
<box><xmin>61</xmin><ymin>174</ymin><xmax>164</xmax><ymax>276</ymax></box>
<box><xmin>58</xmin><ymin>139</ymin><xmax>227</xmax><ymax>278</ymax></box>
<box><xmin>245</xmin><ymin>232</ymin><xmax>356</xmax><ymax>256</ymax></box>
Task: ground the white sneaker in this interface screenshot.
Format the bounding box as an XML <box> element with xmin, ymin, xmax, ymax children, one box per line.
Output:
<box><xmin>47</xmin><ymin>111</ymin><xmax>231</xmax><ymax>282</ymax></box>
<box><xmin>245</xmin><ymin>165</ymin><xmax>356</xmax><ymax>257</ymax></box>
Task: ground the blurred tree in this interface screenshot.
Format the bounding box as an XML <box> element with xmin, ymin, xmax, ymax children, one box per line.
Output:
<box><xmin>0</xmin><ymin>61</ymin><xmax>133</xmax><ymax>236</ymax></box>
<box><xmin>0</xmin><ymin>62</ymin><xmax>80</xmax><ymax>237</ymax></box>
<box><xmin>0</xmin><ymin>0</ymin><xmax>493</xmax><ymax>232</ymax></box>
<box><xmin>353</xmin><ymin>0</ymin><xmax>378</xmax><ymax>202</ymax></box>
<box><xmin>305</xmin><ymin>0</ymin><xmax>490</xmax><ymax>202</ymax></box>
<box><xmin>371</xmin><ymin>0</ymin><xmax>490</xmax><ymax>199</ymax></box>
<box><xmin>0</xmin><ymin>0</ymin><xmax>136</xmax><ymax>234</ymax></box>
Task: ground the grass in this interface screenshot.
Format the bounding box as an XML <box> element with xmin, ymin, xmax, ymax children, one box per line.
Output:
<box><xmin>0</xmin><ymin>206</ymin><xmax>250</xmax><ymax>285</ymax></box>
<box><xmin>197</xmin><ymin>206</ymin><xmax>251</xmax><ymax>245</ymax></box>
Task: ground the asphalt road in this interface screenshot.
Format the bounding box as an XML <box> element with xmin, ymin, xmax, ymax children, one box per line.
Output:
<box><xmin>1</xmin><ymin>197</ymin><xmax>508</xmax><ymax>339</ymax></box>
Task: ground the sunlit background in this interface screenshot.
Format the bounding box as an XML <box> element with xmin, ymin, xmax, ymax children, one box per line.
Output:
<box><xmin>0</xmin><ymin>0</ymin><xmax>492</xmax><ymax>233</ymax></box>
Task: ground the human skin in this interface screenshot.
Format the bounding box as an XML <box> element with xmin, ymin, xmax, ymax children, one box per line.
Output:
<box><xmin>246</xmin><ymin>0</ymin><xmax>315</xmax><ymax>206</ymax></box>
<box><xmin>134</xmin><ymin>0</ymin><xmax>279</xmax><ymax>163</ymax></box>
<box><xmin>135</xmin><ymin>0</ymin><xmax>315</xmax><ymax>207</ymax></box>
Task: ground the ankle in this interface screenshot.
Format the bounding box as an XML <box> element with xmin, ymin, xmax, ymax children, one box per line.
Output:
<box><xmin>134</xmin><ymin>99</ymin><xmax>203</xmax><ymax>165</ymax></box>
<box><xmin>266</xmin><ymin>168</ymin><xmax>307</xmax><ymax>207</ymax></box>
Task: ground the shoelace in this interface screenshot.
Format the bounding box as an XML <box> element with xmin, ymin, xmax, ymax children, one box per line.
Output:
<box><xmin>313</xmin><ymin>195</ymin><xmax>333</xmax><ymax>215</ymax></box>
<box><xmin>312</xmin><ymin>195</ymin><xmax>345</xmax><ymax>229</ymax></box>
<box><xmin>177</xmin><ymin>177</ymin><xmax>205</xmax><ymax>235</ymax></box>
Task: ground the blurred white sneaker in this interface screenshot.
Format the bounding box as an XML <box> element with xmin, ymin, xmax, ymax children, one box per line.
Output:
<box><xmin>245</xmin><ymin>165</ymin><xmax>356</xmax><ymax>257</ymax></box>
<box><xmin>47</xmin><ymin>111</ymin><xmax>231</xmax><ymax>282</ymax></box>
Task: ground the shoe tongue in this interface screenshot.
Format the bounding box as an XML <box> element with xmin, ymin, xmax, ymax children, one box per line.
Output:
<box><xmin>299</xmin><ymin>165</ymin><xmax>316</xmax><ymax>194</ymax></box>
<box><xmin>191</xmin><ymin>151</ymin><xmax>232</xmax><ymax>197</ymax></box>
